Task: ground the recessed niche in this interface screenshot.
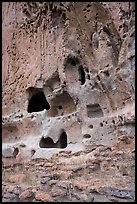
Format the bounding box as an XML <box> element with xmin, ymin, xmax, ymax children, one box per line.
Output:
<box><xmin>78</xmin><ymin>66</ymin><xmax>86</xmax><ymax>85</ymax></box>
<box><xmin>83</xmin><ymin>134</ymin><xmax>91</xmax><ymax>139</ymax></box>
<box><xmin>27</xmin><ymin>87</ymin><xmax>50</xmax><ymax>113</ymax></box>
<box><xmin>64</xmin><ymin>55</ymin><xmax>85</xmax><ymax>85</ymax></box>
<box><xmin>13</xmin><ymin>147</ymin><xmax>19</xmax><ymax>157</ymax></box>
<box><xmin>48</xmin><ymin>92</ymin><xmax>76</xmax><ymax>117</ymax></box>
<box><xmin>65</xmin><ymin>55</ymin><xmax>80</xmax><ymax>67</ymax></box>
<box><xmin>39</xmin><ymin>131</ymin><xmax>67</xmax><ymax>149</ymax></box>
<box><xmin>87</xmin><ymin>104</ymin><xmax>104</xmax><ymax>118</ymax></box>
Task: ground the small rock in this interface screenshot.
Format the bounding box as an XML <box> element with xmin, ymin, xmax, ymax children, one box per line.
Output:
<box><xmin>78</xmin><ymin>193</ymin><xmax>94</xmax><ymax>202</ymax></box>
<box><xmin>41</xmin><ymin>176</ymin><xmax>51</xmax><ymax>184</ymax></box>
<box><xmin>8</xmin><ymin>185</ymin><xmax>21</xmax><ymax>195</ymax></box>
<box><xmin>100</xmin><ymin>186</ymin><xmax>134</xmax><ymax>199</ymax></box>
<box><xmin>19</xmin><ymin>189</ymin><xmax>34</xmax><ymax>201</ymax></box>
<box><xmin>35</xmin><ymin>162</ymin><xmax>44</xmax><ymax>167</ymax></box>
<box><xmin>3</xmin><ymin>192</ymin><xmax>19</xmax><ymax>202</ymax></box>
<box><xmin>51</xmin><ymin>186</ymin><xmax>67</xmax><ymax>197</ymax></box>
<box><xmin>49</xmin><ymin>179</ymin><xmax>58</xmax><ymax>186</ymax></box>
<box><xmin>73</xmin><ymin>180</ymin><xmax>88</xmax><ymax>191</ymax></box>
<box><xmin>72</xmin><ymin>166</ymin><xmax>82</xmax><ymax>173</ymax></box>
<box><xmin>89</xmin><ymin>188</ymin><xmax>98</xmax><ymax>193</ymax></box>
<box><xmin>52</xmin><ymin>172</ymin><xmax>60</xmax><ymax>180</ymax></box>
<box><xmin>57</xmin><ymin>180</ymin><xmax>72</xmax><ymax>189</ymax></box>
<box><xmin>116</xmin><ymin>151</ymin><xmax>124</xmax><ymax>155</ymax></box>
<box><xmin>35</xmin><ymin>192</ymin><xmax>53</xmax><ymax>202</ymax></box>
<box><xmin>60</xmin><ymin>170</ymin><xmax>72</xmax><ymax>180</ymax></box>
<box><xmin>44</xmin><ymin>162</ymin><xmax>54</xmax><ymax>167</ymax></box>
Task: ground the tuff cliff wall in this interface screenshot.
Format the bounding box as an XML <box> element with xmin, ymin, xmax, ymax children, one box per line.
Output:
<box><xmin>2</xmin><ymin>2</ymin><xmax>135</xmax><ymax>163</ymax></box>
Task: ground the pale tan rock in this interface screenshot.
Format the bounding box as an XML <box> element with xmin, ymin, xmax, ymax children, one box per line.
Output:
<box><xmin>2</xmin><ymin>2</ymin><xmax>135</xmax><ymax>167</ymax></box>
<box><xmin>35</xmin><ymin>192</ymin><xmax>53</xmax><ymax>202</ymax></box>
<box><xmin>19</xmin><ymin>189</ymin><xmax>34</xmax><ymax>201</ymax></box>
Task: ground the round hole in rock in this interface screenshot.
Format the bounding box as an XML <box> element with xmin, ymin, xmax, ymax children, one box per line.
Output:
<box><xmin>112</xmin><ymin>120</ymin><xmax>115</xmax><ymax>124</ymax></box>
<box><xmin>13</xmin><ymin>147</ymin><xmax>19</xmax><ymax>157</ymax></box>
<box><xmin>58</xmin><ymin>105</ymin><xmax>63</xmax><ymax>109</ymax></box>
<box><xmin>28</xmin><ymin>91</ymin><xmax>50</xmax><ymax>113</ymax></box>
<box><xmin>100</xmin><ymin>122</ymin><xmax>103</xmax><ymax>127</ymax></box>
<box><xmin>83</xmin><ymin>134</ymin><xmax>91</xmax><ymax>139</ymax></box>
<box><xmin>89</xmin><ymin>124</ymin><xmax>93</xmax><ymax>129</ymax></box>
<box><xmin>77</xmin><ymin>50</ymin><xmax>80</xmax><ymax>54</ymax></box>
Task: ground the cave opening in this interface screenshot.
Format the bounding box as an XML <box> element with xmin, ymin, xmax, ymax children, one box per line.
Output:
<box><xmin>39</xmin><ymin>137</ymin><xmax>55</xmax><ymax>148</ymax></box>
<box><xmin>65</xmin><ymin>55</ymin><xmax>80</xmax><ymax>66</ymax></box>
<box><xmin>39</xmin><ymin>131</ymin><xmax>67</xmax><ymax>149</ymax></box>
<box><xmin>59</xmin><ymin>131</ymin><xmax>67</xmax><ymax>148</ymax></box>
<box><xmin>27</xmin><ymin>91</ymin><xmax>50</xmax><ymax>113</ymax></box>
<box><xmin>78</xmin><ymin>66</ymin><xmax>86</xmax><ymax>85</ymax></box>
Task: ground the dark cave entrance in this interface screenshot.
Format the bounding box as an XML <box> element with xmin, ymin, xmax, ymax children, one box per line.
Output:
<box><xmin>39</xmin><ymin>131</ymin><xmax>67</xmax><ymax>149</ymax></box>
<box><xmin>78</xmin><ymin>66</ymin><xmax>86</xmax><ymax>85</ymax></box>
<box><xmin>27</xmin><ymin>91</ymin><xmax>50</xmax><ymax>113</ymax></box>
<box><xmin>59</xmin><ymin>131</ymin><xmax>67</xmax><ymax>148</ymax></box>
<box><xmin>39</xmin><ymin>137</ymin><xmax>56</xmax><ymax>148</ymax></box>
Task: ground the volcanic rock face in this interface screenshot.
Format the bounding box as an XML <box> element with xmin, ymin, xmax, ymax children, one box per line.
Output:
<box><xmin>2</xmin><ymin>2</ymin><xmax>135</xmax><ymax>163</ymax></box>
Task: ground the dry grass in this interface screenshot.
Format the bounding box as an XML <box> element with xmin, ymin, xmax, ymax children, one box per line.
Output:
<box><xmin>2</xmin><ymin>164</ymin><xmax>37</xmax><ymax>187</ymax></box>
